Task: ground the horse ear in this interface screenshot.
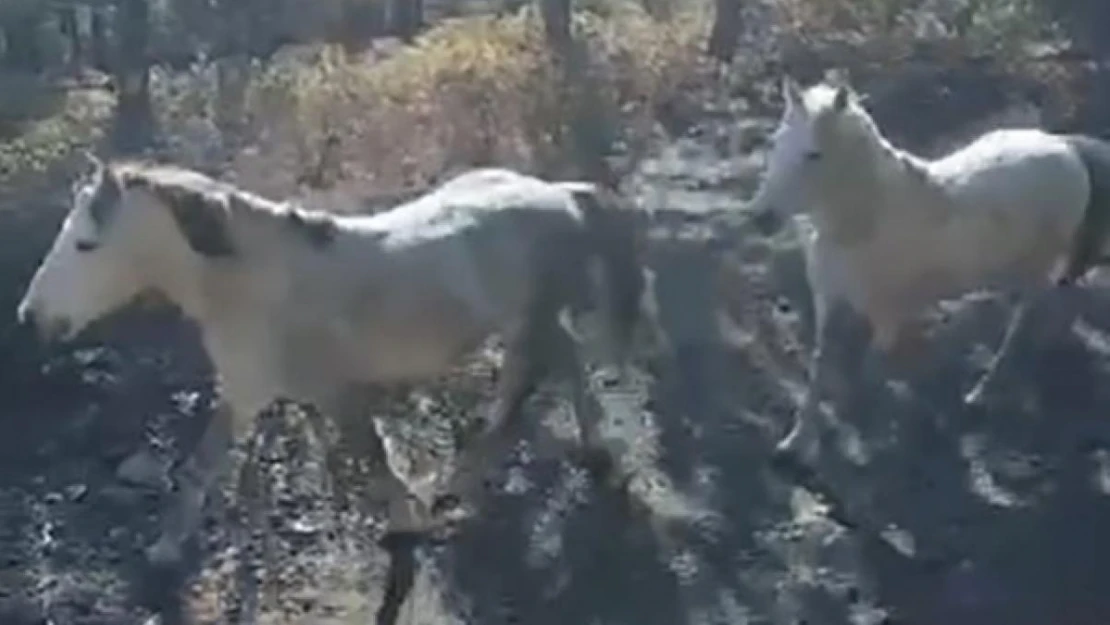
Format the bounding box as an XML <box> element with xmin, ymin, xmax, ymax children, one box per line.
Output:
<box><xmin>833</xmin><ymin>85</ymin><xmax>850</xmax><ymax>112</ymax></box>
<box><xmin>782</xmin><ymin>75</ymin><xmax>804</xmax><ymax>109</ymax></box>
<box><xmin>124</xmin><ymin>176</ymin><xmax>237</xmax><ymax>258</ymax></box>
<box><xmin>86</xmin><ymin>163</ymin><xmax>122</xmax><ymax>227</ymax></box>
<box><xmin>82</xmin><ymin>150</ymin><xmax>104</xmax><ymax>176</ymax></box>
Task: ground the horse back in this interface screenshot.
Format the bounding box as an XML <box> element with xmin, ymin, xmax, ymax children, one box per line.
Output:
<box><xmin>929</xmin><ymin>129</ymin><xmax>1087</xmax><ymax>229</ymax></box>
<box><xmin>328</xmin><ymin>177</ymin><xmax>590</xmax><ymax>324</ymax></box>
<box><xmin>848</xmin><ymin>130</ymin><xmax>1087</xmax><ymax>307</ymax></box>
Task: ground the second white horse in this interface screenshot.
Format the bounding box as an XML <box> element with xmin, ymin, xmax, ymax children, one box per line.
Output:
<box><xmin>749</xmin><ymin>74</ymin><xmax>1110</xmax><ymax>472</ymax></box>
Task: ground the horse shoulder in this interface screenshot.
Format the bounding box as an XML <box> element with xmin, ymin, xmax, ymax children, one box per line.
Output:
<box><xmin>198</xmin><ymin>311</ymin><xmax>285</xmax><ymax>420</ymax></box>
<box><xmin>803</xmin><ymin>234</ymin><xmax>866</xmax><ymax>309</ymax></box>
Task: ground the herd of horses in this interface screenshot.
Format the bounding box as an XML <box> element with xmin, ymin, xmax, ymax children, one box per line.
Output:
<box><xmin>15</xmin><ymin>73</ymin><xmax>1110</xmax><ymax>612</ymax></box>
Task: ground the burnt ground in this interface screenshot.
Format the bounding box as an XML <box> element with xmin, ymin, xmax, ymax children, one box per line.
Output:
<box><xmin>4</xmin><ymin>62</ymin><xmax>1110</xmax><ymax>625</ymax></box>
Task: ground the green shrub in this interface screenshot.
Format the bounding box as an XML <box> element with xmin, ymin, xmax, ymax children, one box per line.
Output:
<box><xmin>0</xmin><ymin>86</ymin><xmax>113</xmax><ymax>189</ymax></box>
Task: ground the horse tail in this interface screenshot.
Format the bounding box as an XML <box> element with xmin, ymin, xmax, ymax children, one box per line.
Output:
<box><xmin>563</xmin><ymin>183</ymin><xmax>646</xmax><ymax>364</ymax></box>
<box><xmin>1058</xmin><ymin>135</ymin><xmax>1110</xmax><ymax>285</ymax></box>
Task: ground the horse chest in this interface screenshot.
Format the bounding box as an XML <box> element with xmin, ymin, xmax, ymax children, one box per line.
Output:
<box><xmin>812</xmin><ymin>234</ymin><xmax>920</xmax><ymax>305</ymax></box>
<box><xmin>807</xmin><ymin>230</ymin><xmax>944</xmax><ymax>348</ymax></box>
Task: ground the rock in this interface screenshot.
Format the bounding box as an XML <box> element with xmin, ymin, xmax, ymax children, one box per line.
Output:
<box><xmin>65</xmin><ymin>483</ymin><xmax>88</xmax><ymax>502</ymax></box>
<box><xmin>98</xmin><ymin>484</ymin><xmax>148</xmax><ymax>508</ymax></box>
<box><xmin>115</xmin><ymin>448</ymin><xmax>170</xmax><ymax>492</ymax></box>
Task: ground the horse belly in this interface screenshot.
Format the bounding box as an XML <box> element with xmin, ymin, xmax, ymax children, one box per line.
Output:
<box><xmin>949</xmin><ymin>202</ymin><xmax>1077</xmax><ymax>291</ymax></box>
<box><xmin>945</xmin><ymin>147</ymin><xmax>1087</xmax><ymax>280</ymax></box>
<box><xmin>348</xmin><ymin>298</ymin><xmax>496</xmax><ymax>382</ymax></box>
<box><xmin>809</xmin><ymin>232</ymin><xmax>948</xmax><ymax>346</ymax></box>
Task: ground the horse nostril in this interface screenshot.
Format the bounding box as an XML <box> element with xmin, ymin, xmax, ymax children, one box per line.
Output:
<box><xmin>49</xmin><ymin>317</ymin><xmax>72</xmax><ymax>342</ymax></box>
<box><xmin>751</xmin><ymin>209</ymin><xmax>782</xmax><ymax>235</ymax></box>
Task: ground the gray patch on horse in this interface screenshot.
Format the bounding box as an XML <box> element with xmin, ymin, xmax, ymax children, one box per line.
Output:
<box><xmin>123</xmin><ymin>175</ymin><xmax>237</xmax><ymax>258</ymax></box>
<box><xmin>1059</xmin><ymin>134</ymin><xmax>1110</xmax><ymax>284</ymax></box>
<box><xmin>87</xmin><ymin>168</ymin><xmax>122</xmax><ymax>230</ymax></box>
<box><xmin>566</xmin><ymin>184</ymin><xmax>646</xmax><ymax>358</ymax></box>
<box><xmin>286</xmin><ymin>206</ymin><xmax>338</xmax><ymax>249</ymax></box>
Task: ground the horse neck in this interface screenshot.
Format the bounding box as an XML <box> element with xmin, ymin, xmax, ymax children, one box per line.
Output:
<box><xmin>128</xmin><ymin>206</ymin><xmax>210</xmax><ymax>319</ymax></box>
<box><xmin>814</xmin><ymin>134</ymin><xmax>926</xmax><ymax>238</ymax></box>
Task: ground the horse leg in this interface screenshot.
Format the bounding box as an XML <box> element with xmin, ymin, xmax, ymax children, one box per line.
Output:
<box><xmin>375</xmin><ymin>532</ymin><xmax>420</xmax><ymax>625</ymax></box>
<box><xmin>964</xmin><ymin>286</ymin><xmax>1081</xmax><ymax>408</ymax></box>
<box><xmin>302</xmin><ymin>395</ymin><xmax>431</xmax><ymax>532</ymax></box>
<box><xmin>229</xmin><ymin>404</ymin><xmax>286</xmax><ymax>625</ymax></box>
<box><xmin>772</xmin><ymin>299</ymin><xmax>867</xmax><ymax>479</ymax></box>
<box><xmin>551</xmin><ymin>309</ymin><xmax>616</xmax><ymax>479</ymax></box>
<box><xmin>136</xmin><ymin>402</ymin><xmax>250</xmax><ymax>622</ymax></box>
<box><xmin>436</xmin><ymin>304</ymin><xmax>559</xmax><ymax>514</ymax></box>
<box><xmin>963</xmin><ymin>291</ymin><xmax>1031</xmax><ymax>409</ymax></box>
<box><xmin>146</xmin><ymin>402</ymin><xmax>235</xmax><ymax>571</ymax></box>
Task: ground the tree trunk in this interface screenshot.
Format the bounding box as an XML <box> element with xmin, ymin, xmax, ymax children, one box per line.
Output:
<box><xmin>390</xmin><ymin>0</ymin><xmax>424</xmax><ymax>43</ymax></box>
<box><xmin>249</xmin><ymin>0</ymin><xmax>289</xmax><ymax>59</ymax></box>
<box><xmin>90</xmin><ymin>7</ymin><xmax>110</xmax><ymax>72</ymax></box>
<box><xmin>641</xmin><ymin>0</ymin><xmax>672</xmax><ymax>20</ymax></box>
<box><xmin>565</xmin><ymin>47</ymin><xmax>618</xmax><ymax>188</ymax></box>
<box><xmin>498</xmin><ymin>0</ymin><xmax>527</xmax><ymax>17</ymax></box>
<box><xmin>57</xmin><ymin>5</ymin><xmax>82</xmax><ymax>72</ymax></box>
<box><xmin>707</xmin><ymin>0</ymin><xmax>742</xmax><ymax>63</ymax></box>
<box><xmin>2</xmin><ymin>12</ymin><xmax>44</xmax><ymax>73</ymax></box>
<box><xmin>542</xmin><ymin>0</ymin><xmax>619</xmax><ymax>188</ymax></box>
<box><xmin>540</xmin><ymin>0</ymin><xmax>571</xmax><ymax>51</ymax></box>
<box><xmin>111</xmin><ymin>0</ymin><xmax>155</xmax><ymax>153</ymax></box>
<box><xmin>339</xmin><ymin>0</ymin><xmax>385</xmax><ymax>53</ymax></box>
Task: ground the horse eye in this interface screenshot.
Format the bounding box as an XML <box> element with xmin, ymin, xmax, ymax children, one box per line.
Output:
<box><xmin>75</xmin><ymin>240</ymin><xmax>98</xmax><ymax>253</ymax></box>
<box><xmin>805</xmin><ymin>151</ymin><xmax>822</xmax><ymax>162</ymax></box>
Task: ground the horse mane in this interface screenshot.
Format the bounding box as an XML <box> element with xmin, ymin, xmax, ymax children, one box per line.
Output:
<box><xmin>108</xmin><ymin>160</ymin><xmax>338</xmax><ymax>253</ymax></box>
<box><xmin>111</xmin><ymin>160</ymin><xmax>240</xmax><ymax>198</ymax></box>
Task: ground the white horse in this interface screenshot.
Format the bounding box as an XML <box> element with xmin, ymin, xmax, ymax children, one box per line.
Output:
<box><xmin>748</xmin><ymin>75</ymin><xmax>1110</xmax><ymax>474</ymax></box>
<box><xmin>17</xmin><ymin>156</ymin><xmax>645</xmax><ymax>571</ymax></box>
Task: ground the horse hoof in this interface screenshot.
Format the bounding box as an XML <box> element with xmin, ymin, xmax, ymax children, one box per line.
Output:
<box><xmin>962</xmin><ymin>386</ymin><xmax>998</xmax><ymax>416</ymax></box>
<box><xmin>962</xmin><ymin>387</ymin><xmax>985</xmax><ymax>407</ymax></box>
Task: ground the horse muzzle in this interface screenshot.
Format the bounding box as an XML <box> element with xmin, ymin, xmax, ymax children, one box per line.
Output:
<box><xmin>16</xmin><ymin>303</ymin><xmax>74</xmax><ymax>345</ymax></box>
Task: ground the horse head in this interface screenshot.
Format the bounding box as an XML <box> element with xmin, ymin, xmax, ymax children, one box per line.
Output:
<box><xmin>747</xmin><ymin>73</ymin><xmax>880</xmax><ymax>235</ymax></box>
<box><xmin>16</xmin><ymin>158</ymin><xmax>239</xmax><ymax>344</ymax></box>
